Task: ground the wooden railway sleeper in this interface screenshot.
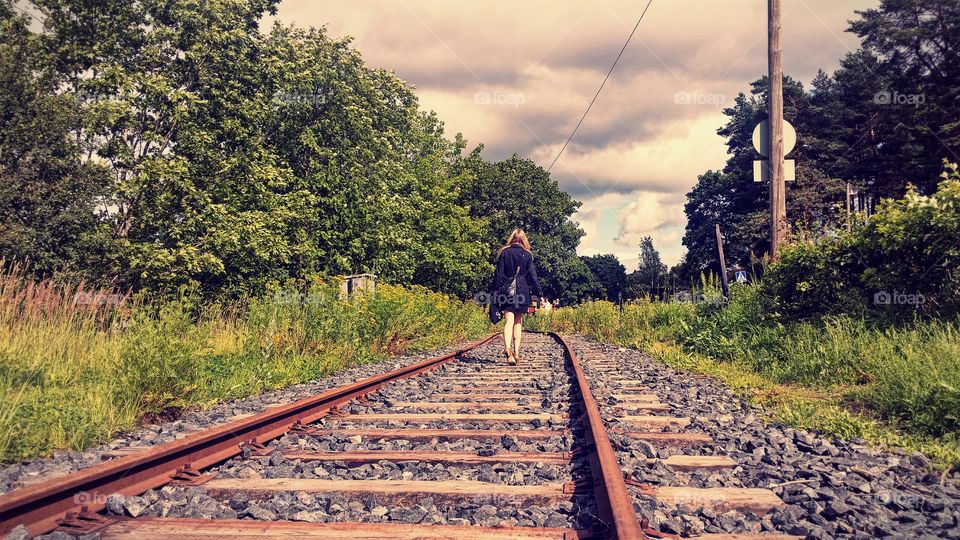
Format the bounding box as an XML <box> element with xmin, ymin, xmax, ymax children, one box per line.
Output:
<box><xmin>562</xmin><ymin>476</ymin><xmax>595</xmax><ymax>495</ymax></box>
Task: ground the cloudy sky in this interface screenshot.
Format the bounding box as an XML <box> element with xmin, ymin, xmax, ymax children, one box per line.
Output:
<box><xmin>268</xmin><ymin>0</ymin><xmax>876</xmax><ymax>269</ymax></box>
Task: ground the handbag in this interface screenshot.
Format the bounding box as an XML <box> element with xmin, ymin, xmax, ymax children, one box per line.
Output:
<box><xmin>488</xmin><ymin>300</ymin><xmax>502</xmax><ymax>324</ymax></box>
<box><xmin>489</xmin><ymin>266</ymin><xmax>519</xmax><ymax>324</ymax></box>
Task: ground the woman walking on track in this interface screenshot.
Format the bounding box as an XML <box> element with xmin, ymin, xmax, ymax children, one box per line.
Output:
<box><xmin>490</xmin><ymin>229</ymin><xmax>545</xmax><ymax>365</ymax></box>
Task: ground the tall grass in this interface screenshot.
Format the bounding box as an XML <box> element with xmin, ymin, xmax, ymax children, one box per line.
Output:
<box><xmin>0</xmin><ymin>269</ymin><xmax>489</xmax><ymax>463</ymax></box>
<box><xmin>528</xmin><ymin>287</ymin><xmax>960</xmax><ymax>466</ymax></box>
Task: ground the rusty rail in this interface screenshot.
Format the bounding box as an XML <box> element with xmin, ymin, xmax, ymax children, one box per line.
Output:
<box><xmin>550</xmin><ymin>333</ymin><xmax>645</xmax><ymax>540</ymax></box>
<box><xmin>0</xmin><ymin>334</ymin><xmax>497</xmax><ymax>536</ymax></box>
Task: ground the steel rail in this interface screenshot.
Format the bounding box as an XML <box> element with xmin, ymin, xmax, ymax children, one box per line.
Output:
<box><xmin>0</xmin><ymin>333</ymin><xmax>497</xmax><ymax>536</ymax></box>
<box><xmin>550</xmin><ymin>333</ymin><xmax>645</xmax><ymax>540</ymax></box>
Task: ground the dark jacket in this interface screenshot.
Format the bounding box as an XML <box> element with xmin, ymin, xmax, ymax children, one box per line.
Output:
<box><xmin>490</xmin><ymin>245</ymin><xmax>545</xmax><ymax>309</ymax></box>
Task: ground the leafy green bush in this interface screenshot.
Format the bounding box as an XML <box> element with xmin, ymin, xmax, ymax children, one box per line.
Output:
<box><xmin>853</xmin><ymin>163</ymin><xmax>960</xmax><ymax>316</ymax></box>
<box><xmin>758</xmin><ymin>236</ymin><xmax>864</xmax><ymax>319</ymax></box>
<box><xmin>761</xmin><ymin>163</ymin><xmax>960</xmax><ymax>319</ymax></box>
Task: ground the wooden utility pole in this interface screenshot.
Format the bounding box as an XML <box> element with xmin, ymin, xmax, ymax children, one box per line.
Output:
<box><xmin>768</xmin><ymin>0</ymin><xmax>787</xmax><ymax>259</ymax></box>
<box><xmin>715</xmin><ymin>224</ymin><xmax>729</xmax><ymax>298</ymax></box>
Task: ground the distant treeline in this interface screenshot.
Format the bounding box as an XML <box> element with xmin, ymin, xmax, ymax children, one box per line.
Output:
<box><xmin>676</xmin><ymin>0</ymin><xmax>960</xmax><ymax>282</ymax></box>
<box><xmin>0</xmin><ymin>0</ymin><xmax>601</xmax><ymax>304</ymax></box>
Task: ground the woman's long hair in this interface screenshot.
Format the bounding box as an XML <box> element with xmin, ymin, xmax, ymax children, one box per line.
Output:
<box><xmin>497</xmin><ymin>228</ymin><xmax>532</xmax><ymax>256</ymax></box>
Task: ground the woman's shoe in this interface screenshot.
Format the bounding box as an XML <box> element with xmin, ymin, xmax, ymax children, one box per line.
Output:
<box><xmin>513</xmin><ymin>348</ymin><xmax>522</xmax><ymax>365</ymax></box>
<box><xmin>505</xmin><ymin>348</ymin><xmax>518</xmax><ymax>365</ymax></box>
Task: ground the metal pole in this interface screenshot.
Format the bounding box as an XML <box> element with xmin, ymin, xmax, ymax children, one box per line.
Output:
<box><xmin>846</xmin><ymin>182</ymin><xmax>852</xmax><ymax>232</ymax></box>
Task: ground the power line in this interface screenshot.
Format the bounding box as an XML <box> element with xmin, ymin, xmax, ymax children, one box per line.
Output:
<box><xmin>547</xmin><ymin>0</ymin><xmax>655</xmax><ymax>173</ymax></box>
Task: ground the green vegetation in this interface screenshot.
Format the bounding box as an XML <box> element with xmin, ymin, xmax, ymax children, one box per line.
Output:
<box><xmin>529</xmin><ymin>296</ymin><xmax>960</xmax><ymax>469</ymax></box>
<box><xmin>677</xmin><ymin>1</ymin><xmax>960</xmax><ymax>281</ymax></box>
<box><xmin>760</xmin><ymin>164</ymin><xmax>960</xmax><ymax>319</ymax></box>
<box><xmin>0</xmin><ymin>267</ymin><xmax>489</xmax><ymax>463</ymax></box>
<box><xmin>531</xmin><ymin>169</ymin><xmax>960</xmax><ymax>470</ymax></box>
<box><xmin>0</xmin><ymin>1</ymin><xmax>591</xmax><ymax>303</ymax></box>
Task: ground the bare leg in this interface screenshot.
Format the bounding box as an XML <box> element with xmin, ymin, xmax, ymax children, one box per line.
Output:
<box><xmin>502</xmin><ymin>310</ymin><xmax>515</xmax><ymax>353</ymax></box>
<box><xmin>513</xmin><ymin>313</ymin><xmax>524</xmax><ymax>357</ymax></box>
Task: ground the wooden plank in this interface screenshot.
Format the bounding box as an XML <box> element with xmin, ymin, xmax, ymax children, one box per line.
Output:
<box><xmin>203</xmin><ymin>478</ymin><xmax>578</xmax><ymax>505</ymax></box>
<box><xmin>391</xmin><ymin>401</ymin><xmax>539</xmax><ymax>411</ymax></box>
<box><xmin>696</xmin><ymin>534</ymin><xmax>805</xmax><ymax>540</ymax></box>
<box><xmin>445</xmin><ymin>370</ymin><xmax>556</xmax><ymax>374</ymax></box>
<box><xmin>619</xmin><ymin>415</ymin><xmax>690</xmax><ymax>428</ymax></box>
<box><xmin>612</xmin><ymin>393</ymin><xmax>659</xmax><ymax>401</ymax></box>
<box><xmin>100</xmin><ymin>447</ymin><xmax>150</xmax><ymax>459</ymax></box>
<box><xmin>643</xmin><ymin>486</ymin><xmax>784</xmax><ymax>514</ymax></box>
<box><xmin>612</xmin><ymin>430</ymin><xmax>712</xmax><ymax>445</ymax></box>
<box><xmin>466</xmin><ymin>374</ymin><xmax>557</xmax><ymax>378</ymax></box>
<box><xmin>446</xmin><ymin>386</ymin><xmax>551</xmax><ymax>393</ymax></box>
<box><xmin>99</xmin><ymin>518</ymin><xmax>588</xmax><ymax>539</ymax></box>
<box><xmin>657</xmin><ymin>455</ymin><xmax>737</xmax><ymax>470</ymax></box>
<box><xmin>477</xmin><ymin>369</ymin><xmax>557</xmax><ymax>373</ymax></box>
<box><xmin>429</xmin><ymin>393</ymin><xmax>541</xmax><ymax>401</ymax></box>
<box><xmin>617</xmin><ymin>403</ymin><xmax>669</xmax><ymax>412</ymax></box>
<box><xmin>435</xmin><ymin>380</ymin><xmax>550</xmax><ymax>386</ymax></box>
<box><xmin>337</xmin><ymin>413</ymin><xmax>567</xmax><ymax>423</ymax></box>
<box><xmin>438</xmin><ymin>374</ymin><xmax>553</xmax><ymax>379</ymax></box>
<box><xmin>281</xmin><ymin>449</ymin><xmax>572</xmax><ymax>465</ymax></box>
<box><xmin>308</xmin><ymin>428</ymin><xmax>570</xmax><ymax>441</ymax></box>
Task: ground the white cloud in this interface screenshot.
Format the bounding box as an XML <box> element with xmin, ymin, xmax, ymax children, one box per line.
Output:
<box><xmin>615</xmin><ymin>193</ymin><xmax>686</xmax><ymax>267</ymax></box>
<box><xmin>267</xmin><ymin>0</ymin><xmax>878</xmax><ymax>264</ymax></box>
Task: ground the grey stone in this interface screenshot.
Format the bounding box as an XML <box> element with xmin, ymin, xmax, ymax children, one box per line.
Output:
<box><xmin>3</xmin><ymin>525</ymin><xmax>29</xmax><ymax>540</ymax></box>
<box><xmin>290</xmin><ymin>510</ymin><xmax>324</xmax><ymax>523</ymax></box>
<box><xmin>104</xmin><ymin>493</ymin><xmax>125</xmax><ymax>515</ymax></box>
<box><xmin>246</xmin><ymin>505</ymin><xmax>277</xmax><ymax>520</ymax></box>
<box><xmin>823</xmin><ymin>500</ymin><xmax>851</xmax><ymax>519</ymax></box>
<box><xmin>123</xmin><ymin>495</ymin><xmax>149</xmax><ymax>518</ymax></box>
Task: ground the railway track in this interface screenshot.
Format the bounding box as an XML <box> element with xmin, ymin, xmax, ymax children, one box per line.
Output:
<box><xmin>3</xmin><ymin>332</ymin><xmax>938</xmax><ymax>539</ymax></box>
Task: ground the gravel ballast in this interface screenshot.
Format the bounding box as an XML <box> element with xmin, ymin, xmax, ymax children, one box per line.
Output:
<box><xmin>569</xmin><ymin>335</ymin><xmax>960</xmax><ymax>539</ymax></box>
<box><xmin>10</xmin><ymin>332</ymin><xmax>958</xmax><ymax>540</ymax></box>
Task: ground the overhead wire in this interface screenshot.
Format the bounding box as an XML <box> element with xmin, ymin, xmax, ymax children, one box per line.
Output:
<box><xmin>547</xmin><ymin>0</ymin><xmax>655</xmax><ymax>172</ymax></box>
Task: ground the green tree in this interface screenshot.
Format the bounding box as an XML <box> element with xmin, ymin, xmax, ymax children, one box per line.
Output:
<box><xmin>850</xmin><ymin>0</ymin><xmax>960</xmax><ymax>192</ymax></box>
<box><xmin>629</xmin><ymin>236</ymin><xmax>667</xmax><ymax>296</ymax></box>
<box><xmin>0</xmin><ymin>7</ymin><xmax>111</xmax><ymax>276</ymax></box>
<box><xmin>455</xmin><ymin>148</ymin><xmax>593</xmax><ymax>302</ymax></box>
<box><xmin>581</xmin><ymin>254</ymin><xmax>626</xmax><ymax>302</ymax></box>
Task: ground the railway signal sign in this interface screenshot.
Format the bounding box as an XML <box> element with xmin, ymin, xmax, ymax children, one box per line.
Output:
<box><xmin>753</xmin><ymin>118</ymin><xmax>796</xmax><ymax>182</ymax></box>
